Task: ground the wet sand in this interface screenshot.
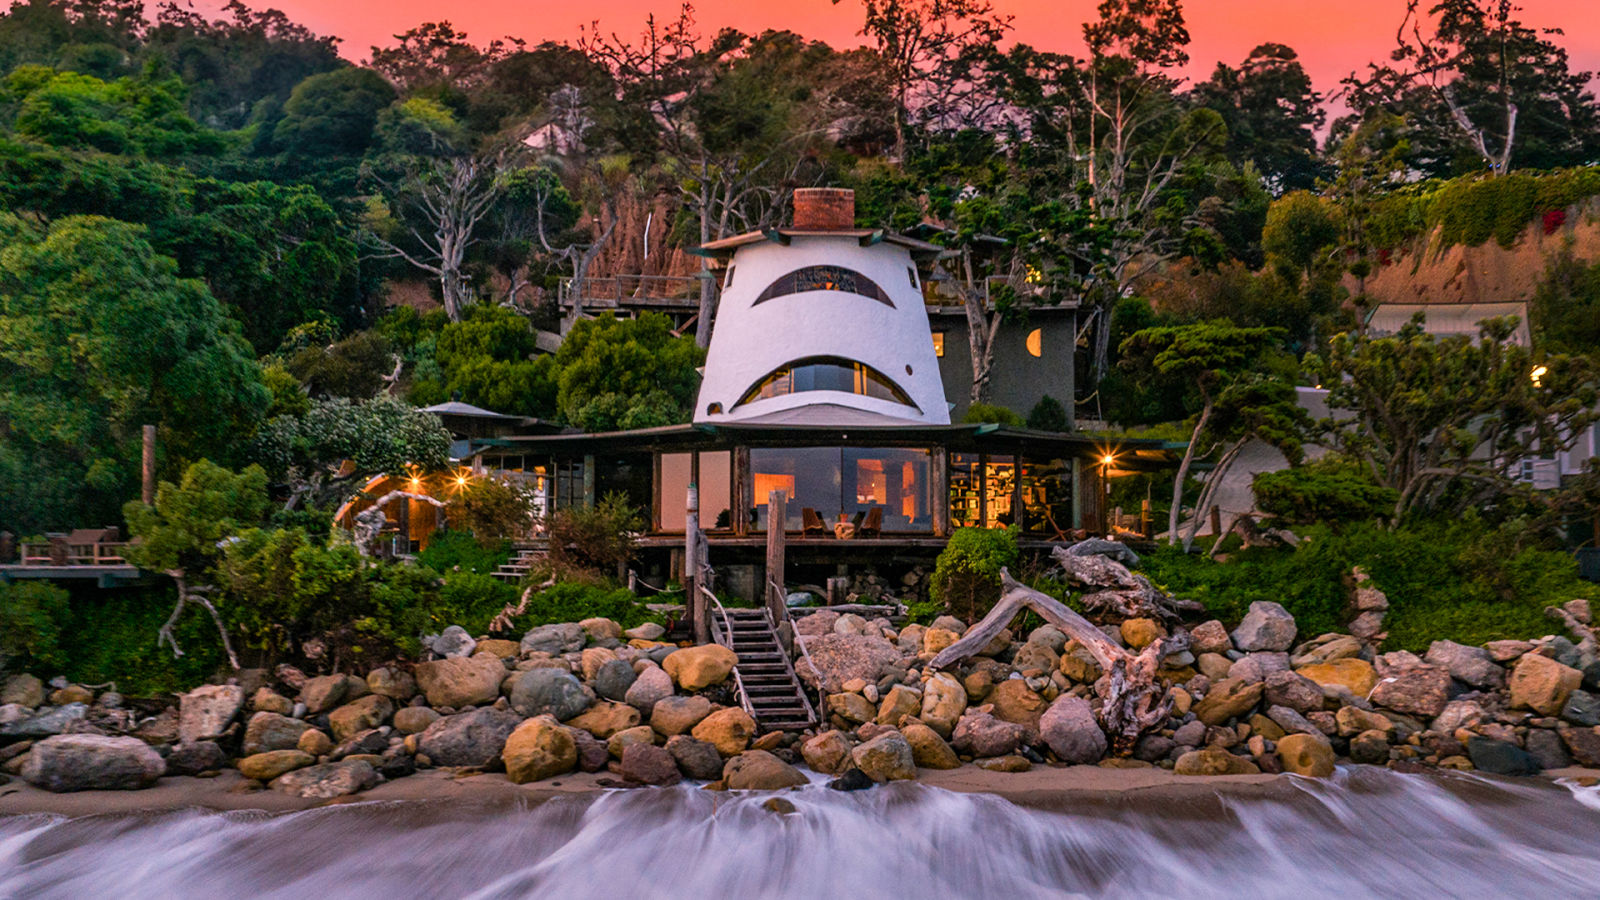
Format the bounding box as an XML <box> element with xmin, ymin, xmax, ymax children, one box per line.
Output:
<box><xmin>5</xmin><ymin>763</ymin><xmax>1594</xmax><ymax>818</ymax></box>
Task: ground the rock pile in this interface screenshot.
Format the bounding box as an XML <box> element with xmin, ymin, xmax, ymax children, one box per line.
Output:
<box><xmin>4</xmin><ymin>576</ymin><xmax>1599</xmax><ymax>797</ymax></box>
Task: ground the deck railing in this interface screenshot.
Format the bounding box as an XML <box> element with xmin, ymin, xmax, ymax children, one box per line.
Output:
<box><xmin>558</xmin><ymin>274</ymin><xmax>705</xmax><ymax>308</ymax></box>
<box><xmin>19</xmin><ymin>541</ymin><xmax>130</xmax><ymax>566</ymax></box>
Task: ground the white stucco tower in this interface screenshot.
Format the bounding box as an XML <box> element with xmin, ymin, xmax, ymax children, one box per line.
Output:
<box><xmin>692</xmin><ymin>189</ymin><xmax>950</xmax><ymax>427</ymax></box>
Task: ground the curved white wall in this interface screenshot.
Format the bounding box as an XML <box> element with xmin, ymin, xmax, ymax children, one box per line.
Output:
<box><xmin>694</xmin><ymin>236</ymin><xmax>950</xmax><ymax>425</ymax></box>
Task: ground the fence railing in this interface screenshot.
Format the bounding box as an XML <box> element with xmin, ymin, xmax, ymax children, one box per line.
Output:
<box><xmin>19</xmin><ymin>540</ymin><xmax>130</xmax><ymax>566</ymax></box>
<box><xmin>558</xmin><ymin>274</ymin><xmax>704</xmax><ymax>307</ymax></box>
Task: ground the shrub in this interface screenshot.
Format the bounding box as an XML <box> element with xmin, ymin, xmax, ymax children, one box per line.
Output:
<box><xmin>56</xmin><ymin>584</ymin><xmax>224</xmax><ymax>694</ymax></box>
<box><xmin>511</xmin><ymin>582</ymin><xmax>659</xmax><ymax>630</ymax></box>
<box><xmin>962</xmin><ymin>403</ymin><xmax>1023</xmax><ymax>426</ymax></box>
<box><xmin>0</xmin><ymin>581</ymin><xmax>70</xmax><ymax>674</ymax></box>
<box><xmin>1026</xmin><ymin>395</ymin><xmax>1070</xmax><ymax>432</ymax></box>
<box><xmin>433</xmin><ymin>571</ymin><xmax>520</xmax><ymax>635</ymax></box>
<box><xmin>930</xmin><ymin>527</ymin><xmax>1020</xmax><ymax>623</ymax></box>
<box><xmin>418</xmin><ymin>530</ymin><xmax>511</xmax><ymax>575</ymax></box>
<box><xmin>545</xmin><ymin>492</ymin><xmax>641</xmax><ymax>576</ymax></box>
<box><xmin>447</xmin><ymin>478</ymin><xmax>535</xmax><ymax>545</ymax></box>
<box><xmin>1254</xmin><ymin>457</ymin><xmax>1400</xmax><ymax>527</ymax></box>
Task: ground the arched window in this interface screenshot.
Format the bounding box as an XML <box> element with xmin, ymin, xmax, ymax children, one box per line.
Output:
<box><xmin>752</xmin><ymin>266</ymin><xmax>894</xmax><ymax>307</ymax></box>
<box><xmin>736</xmin><ymin>356</ymin><xmax>918</xmax><ymax>410</ymax></box>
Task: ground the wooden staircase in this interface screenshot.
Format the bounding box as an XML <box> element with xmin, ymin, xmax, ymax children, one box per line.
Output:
<box><xmin>493</xmin><ymin>549</ymin><xmax>544</xmax><ymax>582</ymax></box>
<box><xmin>712</xmin><ymin>607</ymin><xmax>818</xmax><ymax>732</ymax></box>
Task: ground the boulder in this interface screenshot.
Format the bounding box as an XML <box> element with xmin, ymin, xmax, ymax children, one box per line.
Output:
<box><xmin>1173</xmin><ymin>748</ymin><xmax>1261</xmax><ymax>776</ymax></box>
<box><xmin>415</xmin><ymin>655</ymin><xmax>506</xmax><ymax>709</ymax></box>
<box><xmin>365</xmin><ymin>666</ymin><xmax>417</xmax><ymax>701</ymax></box>
<box><xmin>623</xmin><ymin>665</ymin><xmax>674</xmax><ymax>715</ymax></box>
<box><xmin>1466</xmin><ymin>736</ymin><xmax>1541</xmax><ymax>776</ymax></box>
<box><xmin>901</xmin><ymin>722</ymin><xmax>960</xmax><ymax>769</ymax></box>
<box><xmin>827</xmin><ymin>692</ymin><xmax>875</xmax><ymax>725</ymax></box>
<box><xmin>565</xmin><ymin>701</ymin><xmax>640</xmax><ymax>739</ymax></box>
<box><xmin>242</xmin><ymin>712</ymin><xmax>312</xmax><ymax>755</ymax></box>
<box><xmin>22</xmin><ymin>735</ymin><xmax>165</xmax><ymax>792</ymax></box>
<box><xmin>1120</xmin><ymin>618</ymin><xmax>1165</xmax><ymax>649</ymax></box>
<box><xmin>1509</xmin><ymin>653</ymin><xmax>1583</xmax><ymax>716</ymax></box>
<box><xmin>921</xmin><ymin>628</ymin><xmax>959</xmax><ymax>656</ymax></box>
<box><xmin>328</xmin><ymin>695</ymin><xmax>393</xmax><ymax>742</ymax></box>
<box><xmin>1524</xmin><ymin>728</ymin><xmax>1571</xmax><ymax>770</ymax></box>
<box><xmin>1058</xmin><ymin>643</ymin><xmax>1103</xmax><ymax>683</ymax></box>
<box><xmin>1424</xmin><ymin>641</ymin><xmax>1505</xmax><ymax>690</ymax></box>
<box><xmin>330</xmin><ymin>728</ymin><xmax>387</xmax><ymax>760</ymax></box>
<box><xmin>919</xmin><ymin>673</ymin><xmax>968</xmax><ymax>737</ymax></box>
<box><xmin>1276</xmin><ymin>734</ymin><xmax>1335</xmax><ymax>777</ymax></box>
<box><xmin>1</xmin><ymin>674</ymin><xmax>44</xmax><ymax>708</ymax></box>
<box><xmin>1193</xmin><ymin>678</ymin><xmax>1265</xmax><ymax>726</ymax></box>
<box><xmin>620</xmin><ymin>742</ymin><xmax>680</xmax><ymax>785</ymax></box>
<box><xmin>562</xmin><ymin>727</ymin><xmax>607</xmax><ymax>772</ymax></box>
<box><xmin>692</xmin><ymin>707</ymin><xmax>757</xmax><ymax>756</ymax></box>
<box><xmin>579</xmin><ymin>647</ymin><xmax>618</xmax><ymax>682</ymax></box>
<box><xmin>666</xmin><ymin>734</ymin><xmax>725</xmax><ymax>780</ymax></box>
<box><xmin>723</xmin><ymin>750</ymin><xmax>808</xmax><ymax>790</ymax></box>
<box><xmin>1229</xmin><ymin>652</ymin><xmax>1291</xmax><ymax>685</ymax></box>
<box><xmin>875</xmin><ymin>685</ymin><xmax>923</xmax><ymax>726</ymax></box>
<box><xmin>1295</xmin><ymin>658</ymin><xmax>1378</xmax><ymax>697</ymax></box>
<box><xmin>417</xmin><ymin>708</ymin><xmax>521</xmax><ymax>767</ymax></box>
<box><xmin>1012</xmin><ymin>642</ymin><xmax>1060</xmax><ymax>674</ymax></box>
<box><xmin>164</xmin><ymin>741</ymin><xmax>226</xmax><ymax>776</ymax></box>
<box><xmin>850</xmin><ymin>731</ymin><xmax>917</xmax><ymax>782</ymax></box>
<box><xmin>270</xmin><ymin>760</ymin><xmax>378</xmax><ymax>799</ymax></box>
<box><xmin>503</xmin><ymin>715</ymin><xmax>578</xmax><ymax>783</ymax></box>
<box><xmin>427</xmin><ymin>625</ymin><xmax>477</xmax><ymax>659</ymax></box>
<box><xmin>662</xmin><ymin>645</ymin><xmax>738</xmax><ymax>691</ymax></box>
<box><xmin>1039</xmin><ymin>694</ymin><xmax>1106</xmax><ymax>764</ymax></box>
<box><xmin>592</xmin><ymin>658</ymin><xmax>638</xmax><ymax>702</ymax></box>
<box><xmin>297</xmin><ymin>675</ymin><xmax>348</xmax><ymax>715</ymax></box>
<box><xmin>1562</xmin><ymin>690</ymin><xmax>1600</xmax><ymax>727</ymax></box>
<box><xmin>607</xmin><ymin>725</ymin><xmax>657</xmax><ymax>759</ymax></box>
<box><xmin>1290</xmin><ymin>634</ymin><xmax>1364</xmax><ymax>667</ymax></box>
<box><xmin>1266</xmin><ymin>705</ymin><xmax>1325</xmax><ymax>739</ymax></box>
<box><xmin>797</xmin><ymin>633</ymin><xmax>901</xmax><ymax>693</ymax></box>
<box><xmin>394</xmin><ymin>707</ymin><xmax>441</xmax><ymax>735</ymax></box>
<box><xmin>1486</xmin><ymin>640</ymin><xmax>1536</xmax><ymax>662</ymax></box>
<box><xmin>1561</xmin><ymin>726</ymin><xmax>1600</xmax><ymax>767</ymax></box>
<box><xmin>951</xmin><ymin>707</ymin><xmax>1027</xmax><ymax>758</ymax></box>
<box><xmin>1370</xmin><ymin>663</ymin><xmax>1451</xmax><ymax>718</ymax></box>
<box><xmin>1349</xmin><ymin>730</ymin><xmax>1390</xmax><ymax>765</ymax></box>
<box><xmin>800</xmin><ymin>730</ymin><xmax>853</xmax><ymax>775</ymax></box>
<box><xmin>988</xmin><ymin>680</ymin><xmax>1047</xmax><ymax>740</ymax></box>
<box><xmin>177</xmin><ymin>685</ymin><xmax>244</xmax><ymax>744</ymax></box>
<box><xmin>1263</xmin><ymin>670</ymin><xmax>1325</xmax><ymax>714</ymax></box>
<box><xmin>1172</xmin><ymin>720</ymin><xmax>1207</xmax><ymax>746</ymax></box>
<box><xmin>650</xmin><ymin>695</ymin><xmax>713</xmax><ymax>736</ymax></box>
<box><xmin>1335</xmin><ymin>706</ymin><xmax>1394</xmax><ymax>737</ymax></box>
<box><xmin>580</xmin><ymin>617</ymin><xmax>623</xmax><ymax>642</ymax></box>
<box><xmin>237</xmin><ymin>750</ymin><xmax>314</xmax><ymax>781</ymax></box>
<box><xmin>251</xmin><ymin>687</ymin><xmax>293</xmax><ymax>715</ymax></box>
<box><xmin>508</xmin><ymin>668</ymin><xmax>591</xmax><ymax>721</ymax></box>
<box><xmin>1230</xmin><ymin>601</ymin><xmax>1297</xmax><ymax>652</ymax></box>
<box><xmin>625</xmin><ymin>623</ymin><xmax>667</xmax><ymax>642</ymax></box>
<box><xmin>520</xmin><ymin>622</ymin><xmax>586</xmax><ymax>655</ymax></box>
<box><xmin>1190</xmin><ymin>620</ymin><xmax>1232</xmax><ymax>655</ymax></box>
<box><xmin>1197</xmin><ymin>653</ymin><xmax>1233</xmax><ymax>681</ymax></box>
<box><xmin>297</xmin><ymin>729</ymin><xmax>334</xmax><ymax>757</ymax></box>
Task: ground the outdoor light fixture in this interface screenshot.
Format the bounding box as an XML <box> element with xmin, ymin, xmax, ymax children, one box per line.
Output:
<box><xmin>1102</xmin><ymin>454</ymin><xmax>1115</xmax><ymax>467</ymax></box>
<box><xmin>1532</xmin><ymin>364</ymin><xmax>1548</xmax><ymax>387</ymax></box>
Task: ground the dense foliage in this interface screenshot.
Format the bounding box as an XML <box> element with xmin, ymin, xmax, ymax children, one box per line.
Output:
<box><xmin>929</xmin><ymin>526</ymin><xmax>1020</xmax><ymax>623</ymax></box>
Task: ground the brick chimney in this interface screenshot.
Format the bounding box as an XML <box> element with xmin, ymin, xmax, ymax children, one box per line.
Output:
<box><xmin>791</xmin><ymin>188</ymin><xmax>855</xmax><ymax>230</ymax></box>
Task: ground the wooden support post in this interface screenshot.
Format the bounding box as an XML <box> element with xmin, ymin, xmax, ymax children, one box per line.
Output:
<box><xmin>1209</xmin><ymin>505</ymin><xmax>1223</xmax><ymax>543</ymax></box>
<box><xmin>766</xmin><ymin>489</ymin><xmax>787</xmax><ymax>621</ymax></box>
<box><xmin>1141</xmin><ymin>498</ymin><xmax>1153</xmax><ymax>539</ymax></box>
<box><xmin>141</xmin><ymin>424</ymin><xmax>156</xmax><ymax>505</ymax></box>
<box><xmin>686</xmin><ymin>483</ymin><xmax>710</xmax><ymax>645</ymax></box>
<box><xmin>931</xmin><ymin>448</ymin><xmax>949</xmax><ymax>537</ymax></box>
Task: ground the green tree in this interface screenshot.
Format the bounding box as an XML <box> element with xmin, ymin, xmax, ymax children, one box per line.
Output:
<box><xmin>1308</xmin><ymin>317</ymin><xmax>1599</xmax><ymax>519</ymax></box>
<box><xmin>0</xmin><ymin>214</ymin><xmax>268</xmax><ymax>535</ymax></box>
<box><xmin>270</xmin><ymin>65</ymin><xmax>396</xmax><ymax>157</ymax></box>
<box><xmin>1531</xmin><ymin>245</ymin><xmax>1600</xmax><ymax>357</ymax></box>
<box><xmin>550</xmin><ymin>312</ymin><xmax>705</xmax><ymax>431</ymax></box>
<box><xmin>6</xmin><ymin>66</ymin><xmax>226</xmax><ymax>157</ymax></box>
<box><xmin>1192</xmin><ymin>43</ymin><xmax>1326</xmax><ymax>193</ymax></box>
<box><xmin>1261</xmin><ymin>190</ymin><xmax>1342</xmax><ymax>282</ymax></box>
<box><xmin>123</xmin><ymin>460</ymin><xmax>269</xmax><ymax>668</ymax></box>
<box><xmin>1118</xmin><ymin>321</ymin><xmax>1284</xmax><ymax>544</ymax></box>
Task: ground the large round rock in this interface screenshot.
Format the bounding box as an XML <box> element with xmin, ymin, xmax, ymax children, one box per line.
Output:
<box><xmin>417</xmin><ymin>708</ymin><xmax>521</xmax><ymax>767</ymax></box>
<box><xmin>22</xmin><ymin>734</ymin><xmax>166</xmax><ymax>792</ymax></box>
<box><xmin>509</xmin><ymin>668</ymin><xmax>592</xmax><ymax>720</ymax></box>
<box><xmin>1040</xmin><ymin>694</ymin><xmax>1106</xmax><ymax>764</ymax></box>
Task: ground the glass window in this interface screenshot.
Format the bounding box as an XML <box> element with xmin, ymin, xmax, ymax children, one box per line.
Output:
<box><xmin>932</xmin><ymin>332</ymin><xmax>945</xmax><ymax>358</ymax></box>
<box><xmin>987</xmin><ymin>455</ymin><xmax>1017</xmax><ymax>527</ymax></box>
<box><xmin>658</xmin><ymin>453</ymin><xmax>692</xmax><ymax>532</ymax></box>
<box><xmin>657</xmin><ymin>452</ymin><xmax>733</xmax><ymax>532</ymax></box>
<box><xmin>596</xmin><ymin>455</ymin><xmax>651</xmax><ymax>516</ymax></box>
<box><xmin>723</xmin><ymin>265</ymin><xmax>735</xmax><ymax>289</ymax></box>
<box><xmin>553</xmin><ymin>459</ymin><xmax>584</xmax><ymax>509</ymax></box>
<box><xmin>752</xmin><ymin>448</ymin><xmax>841</xmax><ymax>532</ymax></box>
<box><xmin>843</xmin><ymin>448</ymin><xmax>932</xmax><ymax>533</ymax></box>
<box><xmin>949</xmin><ymin>453</ymin><xmax>982</xmax><ymax>528</ymax></box>
<box><xmin>1021</xmin><ymin>457</ymin><xmax>1074</xmax><ymax>537</ymax></box>
<box><xmin>752</xmin><ymin>266</ymin><xmax>894</xmax><ymax>307</ymax></box>
<box><xmin>737</xmin><ymin>356</ymin><xmax>918</xmax><ymax>410</ymax></box>
<box><xmin>1026</xmin><ymin>328</ymin><xmax>1043</xmax><ymax>357</ymax></box>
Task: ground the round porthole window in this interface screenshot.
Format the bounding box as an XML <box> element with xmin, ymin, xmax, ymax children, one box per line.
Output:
<box><xmin>905</xmin><ymin>364</ymin><xmax>913</xmax><ymax>375</ymax></box>
<box><xmin>706</xmin><ymin>402</ymin><xmax>724</xmax><ymax>415</ymax></box>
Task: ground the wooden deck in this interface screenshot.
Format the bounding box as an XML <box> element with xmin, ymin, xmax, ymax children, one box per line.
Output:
<box><xmin>0</xmin><ymin>563</ymin><xmax>143</xmax><ymax>587</ymax></box>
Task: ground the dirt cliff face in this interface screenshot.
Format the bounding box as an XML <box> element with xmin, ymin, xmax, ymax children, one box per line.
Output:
<box><xmin>1350</xmin><ymin>201</ymin><xmax>1600</xmax><ymax>306</ymax></box>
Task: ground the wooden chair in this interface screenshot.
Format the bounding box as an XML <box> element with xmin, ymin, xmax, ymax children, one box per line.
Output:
<box><xmin>858</xmin><ymin>506</ymin><xmax>883</xmax><ymax>537</ymax></box>
<box><xmin>802</xmin><ymin>507</ymin><xmax>828</xmax><ymax>536</ymax></box>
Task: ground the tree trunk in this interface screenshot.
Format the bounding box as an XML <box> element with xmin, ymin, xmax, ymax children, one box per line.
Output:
<box><xmin>1168</xmin><ymin>398</ymin><xmax>1213</xmax><ymax>546</ymax></box>
<box><xmin>929</xmin><ymin>569</ymin><xmax>1185</xmax><ymax>755</ymax></box>
<box><xmin>1182</xmin><ymin>437</ymin><xmax>1247</xmax><ymax>552</ymax></box>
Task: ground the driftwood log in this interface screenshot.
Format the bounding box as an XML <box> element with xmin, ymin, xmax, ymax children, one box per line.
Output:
<box><xmin>929</xmin><ymin>569</ymin><xmax>1186</xmax><ymax>755</ymax></box>
<box><xmin>1051</xmin><ymin>544</ymin><xmax>1201</xmax><ymax>623</ymax></box>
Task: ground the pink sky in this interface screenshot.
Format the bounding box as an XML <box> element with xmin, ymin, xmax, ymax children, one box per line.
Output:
<box><xmin>213</xmin><ymin>0</ymin><xmax>1600</xmax><ymax>99</ymax></box>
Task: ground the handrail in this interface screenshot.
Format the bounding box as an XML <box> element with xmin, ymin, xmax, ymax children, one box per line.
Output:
<box><xmin>771</xmin><ymin>577</ymin><xmax>823</xmax><ymax>727</ymax></box>
<box><xmin>703</xmin><ymin>586</ymin><xmax>761</xmax><ymax>724</ymax></box>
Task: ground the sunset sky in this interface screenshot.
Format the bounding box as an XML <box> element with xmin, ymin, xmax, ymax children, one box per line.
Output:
<box><xmin>214</xmin><ymin>0</ymin><xmax>1600</xmax><ymax>100</ymax></box>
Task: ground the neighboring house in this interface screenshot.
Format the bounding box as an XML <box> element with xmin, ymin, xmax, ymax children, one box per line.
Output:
<box><xmin>1366</xmin><ymin>301</ymin><xmax>1531</xmax><ymax>345</ymax></box>
<box><xmin>927</xmin><ymin>298</ymin><xmax>1080</xmax><ymax>425</ymax></box>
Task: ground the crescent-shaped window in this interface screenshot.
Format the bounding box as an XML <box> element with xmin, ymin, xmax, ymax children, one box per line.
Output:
<box><xmin>752</xmin><ymin>266</ymin><xmax>894</xmax><ymax>307</ymax></box>
<box><xmin>736</xmin><ymin>356</ymin><xmax>918</xmax><ymax>410</ymax></box>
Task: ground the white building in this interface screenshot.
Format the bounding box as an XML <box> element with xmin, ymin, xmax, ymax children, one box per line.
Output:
<box><xmin>692</xmin><ymin>188</ymin><xmax>950</xmax><ymax>427</ymax></box>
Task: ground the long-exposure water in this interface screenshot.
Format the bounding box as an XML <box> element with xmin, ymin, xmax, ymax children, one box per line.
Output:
<box><xmin>4</xmin><ymin>767</ymin><xmax>1600</xmax><ymax>898</ymax></box>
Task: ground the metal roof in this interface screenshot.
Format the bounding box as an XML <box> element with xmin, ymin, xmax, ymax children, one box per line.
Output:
<box><xmin>1366</xmin><ymin>302</ymin><xmax>1530</xmax><ymax>345</ymax></box>
<box><xmin>690</xmin><ymin>228</ymin><xmax>945</xmax><ymax>260</ymax></box>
